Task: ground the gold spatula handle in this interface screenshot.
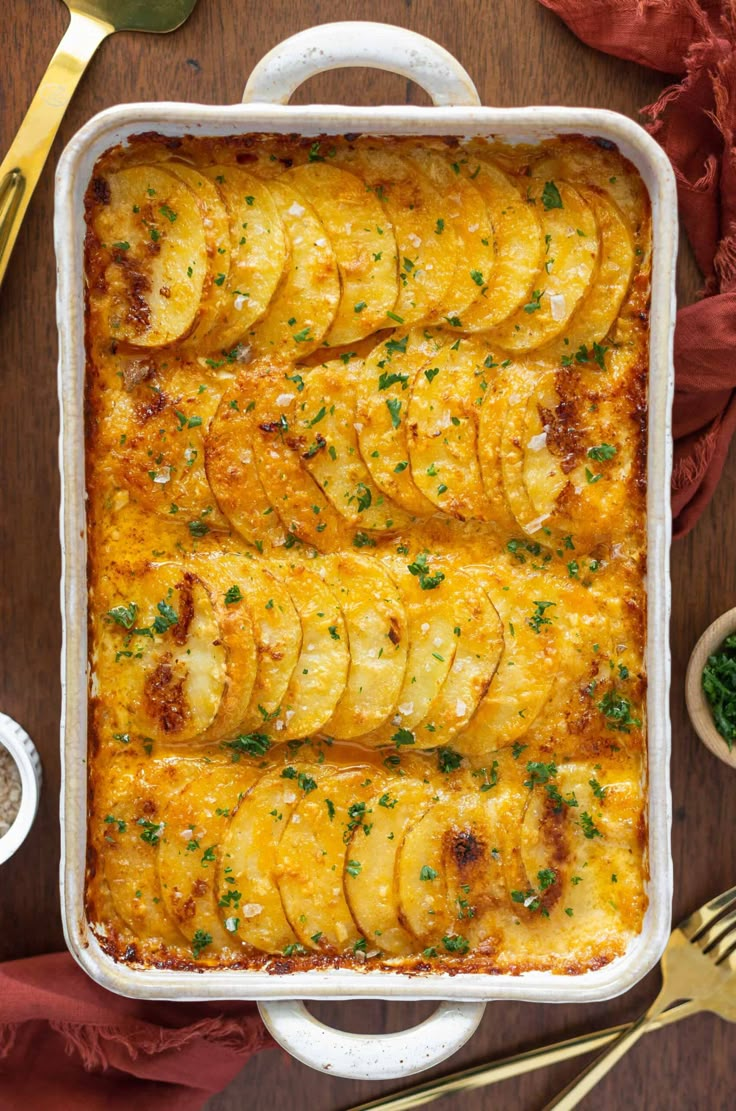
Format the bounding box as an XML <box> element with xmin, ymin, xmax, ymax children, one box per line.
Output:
<box><xmin>0</xmin><ymin>8</ymin><xmax>111</xmax><ymax>289</ymax></box>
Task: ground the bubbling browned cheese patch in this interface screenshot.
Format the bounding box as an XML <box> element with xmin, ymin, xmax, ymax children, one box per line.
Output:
<box><xmin>84</xmin><ymin>133</ymin><xmax>649</xmax><ymax>975</ymax></box>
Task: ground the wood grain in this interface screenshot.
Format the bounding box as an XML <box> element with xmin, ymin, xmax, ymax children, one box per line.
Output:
<box><xmin>0</xmin><ymin>0</ymin><xmax>730</xmax><ymax>1107</ymax></box>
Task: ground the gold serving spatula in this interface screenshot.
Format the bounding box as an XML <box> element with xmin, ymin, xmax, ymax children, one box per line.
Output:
<box><xmin>0</xmin><ymin>0</ymin><xmax>199</xmax><ymax>290</ymax></box>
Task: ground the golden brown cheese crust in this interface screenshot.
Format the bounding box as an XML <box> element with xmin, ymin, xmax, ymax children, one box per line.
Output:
<box><xmin>84</xmin><ymin>132</ymin><xmax>650</xmax><ymax>976</ymax></box>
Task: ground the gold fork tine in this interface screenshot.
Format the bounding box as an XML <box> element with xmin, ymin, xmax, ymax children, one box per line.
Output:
<box><xmin>697</xmin><ymin>906</ymin><xmax>736</xmax><ymax>953</ymax></box>
<box><xmin>702</xmin><ymin>916</ymin><xmax>736</xmax><ymax>967</ymax></box>
<box><xmin>678</xmin><ymin>884</ymin><xmax>736</xmax><ymax>942</ymax></box>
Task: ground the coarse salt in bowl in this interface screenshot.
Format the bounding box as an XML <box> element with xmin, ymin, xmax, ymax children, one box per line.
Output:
<box><xmin>0</xmin><ymin>712</ymin><xmax>42</xmax><ymax>865</ymax></box>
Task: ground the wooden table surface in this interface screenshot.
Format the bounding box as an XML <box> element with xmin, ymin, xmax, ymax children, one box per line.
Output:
<box><xmin>0</xmin><ymin>0</ymin><xmax>732</xmax><ymax>1107</ymax></box>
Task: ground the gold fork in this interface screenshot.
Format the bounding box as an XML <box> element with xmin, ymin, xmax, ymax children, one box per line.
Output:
<box><xmin>348</xmin><ymin>885</ymin><xmax>736</xmax><ymax>1111</ymax></box>
<box><xmin>0</xmin><ymin>0</ymin><xmax>198</xmax><ymax>290</ymax></box>
<box><xmin>544</xmin><ymin>884</ymin><xmax>736</xmax><ymax>1109</ymax></box>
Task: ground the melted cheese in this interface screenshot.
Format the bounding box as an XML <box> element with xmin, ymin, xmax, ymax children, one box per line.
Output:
<box><xmin>84</xmin><ymin>133</ymin><xmax>650</xmax><ymax>976</ymax></box>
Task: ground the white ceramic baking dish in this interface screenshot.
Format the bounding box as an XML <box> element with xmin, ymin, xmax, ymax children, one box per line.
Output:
<box><xmin>55</xmin><ymin>21</ymin><xmax>676</xmax><ymax>1080</ymax></box>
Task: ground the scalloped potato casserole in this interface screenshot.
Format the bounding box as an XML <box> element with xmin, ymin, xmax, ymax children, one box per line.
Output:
<box><xmin>83</xmin><ymin>132</ymin><xmax>650</xmax><ymax>975</ymax></box>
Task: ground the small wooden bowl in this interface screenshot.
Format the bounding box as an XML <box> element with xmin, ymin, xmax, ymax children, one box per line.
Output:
<box><xmin>686</xmin><ymin>606</ymin><xmax>736</xmax><ymax>769</ymax></box>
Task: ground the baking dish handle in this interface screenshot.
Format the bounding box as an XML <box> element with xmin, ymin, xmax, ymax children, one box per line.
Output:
<box><xmin>258</xmin><ymin>998</ymin><xmax>486</xmax><ymax>1080</ymax></box>
<box><xmin>242</xmin><ymin>22</ymin><xmax>481</xmax><ymax>108</ymax></box>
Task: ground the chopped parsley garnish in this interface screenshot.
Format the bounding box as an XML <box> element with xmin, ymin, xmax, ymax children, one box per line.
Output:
<box><xmin>281</xmin><ymin>767</ymin><xmax>318</xmax><ymax>793</ymax></box>
<box><xmin>406</xmin><ymin>552</ymin><xmax>445</xmax><ymax>591</ymax></box>
<box><xmin>386</xmin><ymin>396</ymin><xmax>402</xmax><ymax>429</ymax></box>
<box><xmin>420</xmin><ymin>865</ymin><xmax>438</xmax><ymax>881</ymax></box>
<box><xmin>437</xmin><ymin>747</ymin><xmax>463</xmax><ymax>774</ymax></box>
<box><xmin>224</xmin><ymin>585</ymin><xmax>243</xmax><ymax>605</ymax></box>
<box><xmin>191</xmin><ymin>929</ymin><xmax>213</xmax><ymax>958</ymax></box>
<box><xmin>107</xmin><ymin>602</ymin><xmax>138</xmax><ymax>629</ymax></box>
<box><xmin>581</xmin><ymin>811</ymin><xmax>602</xmax><ymax>839</ymax></box>
<box><xmin>222</xmin><ymin>732</ymin><xmax>271</xmax><ymax>759</ymax></box>
<box><xmin>442</xmin><ymin>934</ymin><xmax>469</xmax><ymax>954</ymax></box>
<box><xmin>528</xmin><ymin>600</ymin><xmax>556</xmax><ymax>633</ymax></box>
<box><xmin>587</xmin><ymin>443</ymin><xmax>617</xmax><ymax>462</ymax></box>
<box><xmin>346</xmin><ymin>860</ymin><xmax>362</xmax><ymax>877</ymax></box>
<box><xmin>378</xmin><ymin>370</ymin><xmax>409</xmax><ymax>391</ymax></box>
<box><xmin>522</xmin><ymin>289</ymin><xmax>544</xmax><ymax>314</ymax></box>
<box><xmin>472</xmin><ymin>761</ymin><xmax>499</xmax><ymax>792</ymax></box>
<box><xmin>351</xmin><ymin>482</ymin><xmax>372</xmax><ymax>512</ymax></box>
<box><xmin>137</xmin><ymin>818</ymin><xmax>163</xmax><ymax>844</ymax></box>
<box><xmin>541</xmin><ymin>181</ymin><xmax>563</xmax><ymax>210</ymax></box>
<box><xmin>589</xmin><ymin>777</ymin><xmax>608</xmax><ymax>799</ymax></box>
<box><xmin>524</xmin><ymin>761</ymin><xmax>557</xmax><ymax>789</ymax></box>
<box><xmin>702</xmin><ymin>633</ymin><xmax>736</xmax><ymax>748</ymax></box>
<box><xmin>385</xmin><ymin>335</ymin><xmax>408</xmax><ymax>356</ymax></box>
<box><xmin>392</xmin><ymin>727</ymin><xmax>415</xmax><ymax>747</ymax></box>
<box><xmin>597</xmin><ymin>689</ymin><xmax>641</xmax><ymax>732</ymax></box>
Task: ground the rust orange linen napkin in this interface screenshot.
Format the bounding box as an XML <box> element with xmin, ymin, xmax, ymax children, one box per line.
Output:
<box><xmin>539</xmin><ymin>0</ymin><xmax>736</xmax><ymax>536</ymax></box>
<box><xmin>0</xmin><ymin>952</ymin><xmax>274</xmax><ymax>1111</ymax></box>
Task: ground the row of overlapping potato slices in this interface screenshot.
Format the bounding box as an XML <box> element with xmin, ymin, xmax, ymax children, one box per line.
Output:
<box><xmin>101</xmin><ymin>552</ymin><xmax>576</xmax><ymax>754</ymax></box>
<box><xmin>100</xmin><ymin>747</ymin><xmax>642</xmax><ymax>959</ymax></box>
<box><xmin>89</xmin><ymin>141</ymin><xmax>640</xmax><ymax>362</ymax></box>
<box><xmin>112</xmin><ymin>326</ymin><xmax>636</xmax><ymax>557</ymax></box>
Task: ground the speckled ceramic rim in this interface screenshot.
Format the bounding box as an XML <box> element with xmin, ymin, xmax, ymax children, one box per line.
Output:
<box><xmin>54</xmin><ymin>18</ymin><xmax>676</xmax><ymax>1081</ymax></box>
<box><xmin>0</xmin><ymin>711</ymin><xmax>42</xmax><ymax>866</ymax></box>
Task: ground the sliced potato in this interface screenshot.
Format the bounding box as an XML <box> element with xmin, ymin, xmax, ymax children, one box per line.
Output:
<box><xmin>205</xmin><ymin>377</ymin><xmax>286</xmax><ymax>550</ymax></box>
<box><xmin>477</xmin><ymin>358</ymin><xmax>535</xmax><ymax>539</ymax></box>
<box><xmin>398</xmin><ymin>785</ymin><xmax>522</xmax><ymax>950</ymax></box>
<box><xmin>487</xmin><ymin>180</ymin><xmax>598</xmax><ymax>351</ymax></box>
<box><xmin>276</xmin><ymin>766</ymin><xmax>380</xmax><ymax>951</ymax></box>
<box><xmin>519</xmin><ymin>370</ymin><xmax>635</xmax><ymax>549</ymax></box>
<box><xmin>284</xmin><ymin>163</ymin><xmax>399</xmax><ymax>344</ymax></box>
<box><xmin>410</xmin><ymin>569</ymin><xmax>504</xmax><ymax>748</ymax></box>
<box><xmin>407</xmin><ymin>334</ymin><xmax>499</xmax><ymax>521</ymax></box>
<box><xmin>454</xmin><ymin>566</ymin><xmax>557</xmax><ymax>756</ymax></box>
<box><xmin>99</xmin><ymin>563</ymin><xmax>229</xmax><ymax>743</ymax></box>
<box><xmin>266</xmin><ymin>564</ymin><xmax>349</xmax><ymax>739</ymax></box>
<box><xmin>248</xmin><ymin>178</ymin><xmax>340</xmax><ymax>357</ymax></box>
<box><xmin>167</xmin><ymin>163</ymin><xmax>233</xmax><ymax>345</ymax></box>
<box><xmin>322</xmin><ymin>554</ymin><xmax>408</xmax><ymax>739</ymax></box>
<box><xmin>249</xmin><ymin>364</ymin><xmax>355</xmax><ymax>552</ymax></box>
<box><xmin>334</xmin><ymin>147</ymin><xmax>458</xmax><ymax>325</ymax></box>
<box><xmin>108</xmin><ymin>366</ymin><xmax>229</xmax><ymax>528</ymax></box>
<box><xmin>531</xmin><ymin>145</ymin><xmax>647</xmax><ymax>249</ymax></box>
<box><xmin>361</xmin><ymin>560</ymin><xmax>462</xmax><ymax>747</ymax></box>
<box><xmin>355</xmin><ymin>330</ymin><xmax>444</xmax><ymax>516</ymax></box>
<box><xmin>225</xmin><ymin>561</ymin><xmax>302</xmax><ymax>731</ymax></box>
<box><xmin>518</xmin><ymin>763</ymin><xmax>646</xmax><ymax>938</ymax></box>
<box><xmin>188</xmin><ymin>556</ymin><xmax>259</xmax><ymax>743</ymax></box>
<box><xmin>499</xmin><ymin>368</ymin><xmax>547</xmax><ymax>535</ymax></box>
<box><xmin>157</xmin><ymin>762</ymin><xmax>258</xmax><ymax>951</ymax></box>
<box><xmin>218</xmin><ymin>767</ymin><xmax>320</xmax><ymax>953</ymax></box>
<box><xmin>203</xmin><ymin>166</ymin><xmax>287</xmax><ymax>350</ymax></box>
<box><xmin>455</xmin><ymin>160</ymin><xmax>543</xmax><ymax>331</ymax></box>
<box><xmin>100</xmin><ymin>755</ymin><xmax>199</xmax><ymax>947</ymax></box>
<box><xmin>404</xmin><ymin>148</ymin><xmax>496</xmax><ymax>319</ymax></box>
<box><xmin>540</xmin><ymin>189</ymin><xmax>634</xmax><ymax>361</ymax></box>
<box><xmin>90</xmin><ymin>165</ymin><xmax>207</xmax><ymax>347</ymax></box>
<box><xmin>295</xmin><ymin>357</ymin><xmax>411</xmax><ymax>531</ymax></box>
<box><xmin>344</xmin><ymin>778</ymin><xmax>436</xmax><ymax>954</ymax></box>
<box><xmin>396</xmin><ymin>792</ymin><xmax>483</xmax><ymax>945</ymax></box>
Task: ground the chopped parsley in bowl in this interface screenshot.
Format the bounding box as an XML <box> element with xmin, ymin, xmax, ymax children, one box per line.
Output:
<box><xmin>702</xmin><ymin>633</ymin><xmax>736</xmax><ymax>750</ymax></box>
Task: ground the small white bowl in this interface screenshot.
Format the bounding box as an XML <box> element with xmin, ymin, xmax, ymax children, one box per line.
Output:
<box><xmin>686</xmin><ymin>606</ymin><xmax>736</xmax><ymax>769</ymax></box>
<box><xmin>0</xmin><ymin>712</ymin><xmax>42</xmax><ymax>864</ymax></box>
